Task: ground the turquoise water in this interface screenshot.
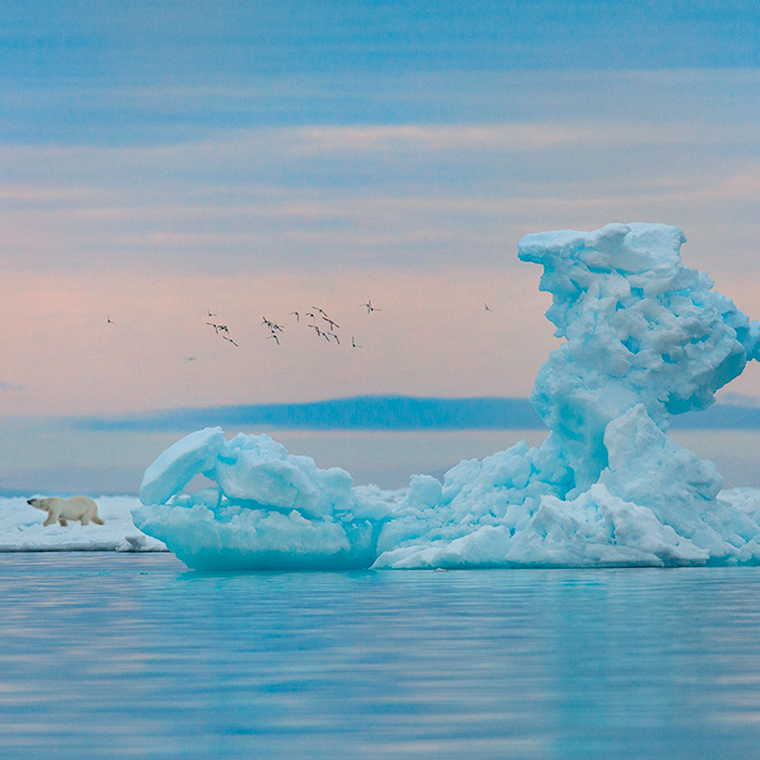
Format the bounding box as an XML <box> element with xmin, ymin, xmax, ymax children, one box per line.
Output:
<box><xmin>2</xmin><ymin>555</ymin><xmax>760</xmax><ymax>759</ymax></box>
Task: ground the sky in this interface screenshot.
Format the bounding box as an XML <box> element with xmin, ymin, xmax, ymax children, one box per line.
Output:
<box><xmin>2</xmin><ymin>1</ymin><xmax>760</xmax><ymax>491</ymax></box>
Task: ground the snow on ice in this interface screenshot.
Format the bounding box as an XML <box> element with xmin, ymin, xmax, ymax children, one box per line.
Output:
<box><xmin>132</xmin><ymin>223</ymin><xmax>760</xmax><ymax>569</ymax></box>
<box><xmin>0</xmin><ymin>496</ymin><xmax>166</xmax><ymax>552</ymax></box>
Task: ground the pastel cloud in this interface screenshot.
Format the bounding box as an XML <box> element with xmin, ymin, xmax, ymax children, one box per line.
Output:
<box><xmin>1</xmin><ymin>114</ymin><xmax>760</xmax><ymax>279</ymax></box>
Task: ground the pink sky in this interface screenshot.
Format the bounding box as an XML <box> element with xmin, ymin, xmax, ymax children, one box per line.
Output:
<box><xmin>1</xmin><ymin>265</ymin><xmax>561</xmax><ymax>416</ymax></box>
<box><xmin>0</xmin><ymin>38</ymin><xmax>759</xmax><ymax>425</ymax></box>
<box><xmin>3</xmin><ymin>109</ymin><xmax>760</xmax><ymax>417</ymax></box>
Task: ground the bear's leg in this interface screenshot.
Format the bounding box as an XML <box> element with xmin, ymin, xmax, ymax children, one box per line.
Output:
<box><xmin>59</xmin><ymin>517</ymin><xmax>68</xmax><ymax>526</ymax></box>
<box><xmin>43</xmin><ymin>513</ymin><xmax>56</xmax><ymax>526</ymax></box>
<box><xmin>80</xmin><ymin>515</ymin><xmax>89</xmax><ymax>525</ymax></box>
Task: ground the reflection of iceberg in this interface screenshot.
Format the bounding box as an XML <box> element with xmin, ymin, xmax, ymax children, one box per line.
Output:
<box><xmin>132</xmin><ymin>223</ymin><xmax>760</xmax><ymax>569</ymax></box>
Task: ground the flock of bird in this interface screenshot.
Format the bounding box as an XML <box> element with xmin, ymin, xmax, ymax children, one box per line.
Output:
<box><xmin>107</xmin><ymin>299</ymin><xmax>493</xmax><ymax>355</ymax></box>
<box><xmin>204</xmin><ymin>301</ymin><xmax>381</xmax><ymax>350</ymax></box>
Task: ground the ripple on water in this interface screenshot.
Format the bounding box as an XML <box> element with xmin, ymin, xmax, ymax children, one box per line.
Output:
<box><xmin>2</xmin><ymin>555</ymin><xmax>760</xmax><ymax>759</ymax></box>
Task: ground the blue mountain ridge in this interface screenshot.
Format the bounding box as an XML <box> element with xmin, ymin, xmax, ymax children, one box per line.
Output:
<box><xmin>70</xmin><ymin>395</ymin><xmax>760</xmax><ymax>433</ymax></box>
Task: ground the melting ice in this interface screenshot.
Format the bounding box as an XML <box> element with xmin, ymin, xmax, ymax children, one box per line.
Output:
<box><xmin>132</xmin><ymin>223</ymin><xmax>760</xmax><ymax>569</ymax></box>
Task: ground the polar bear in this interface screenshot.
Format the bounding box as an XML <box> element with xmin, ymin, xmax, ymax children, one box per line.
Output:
<box><xmin>27</xmin><ymin>496</ymin><xmax>105</xmax><ymax>527</ymax></box>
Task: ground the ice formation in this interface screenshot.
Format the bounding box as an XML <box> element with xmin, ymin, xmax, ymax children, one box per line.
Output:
<box><xmin>132</xmin><ymin>223</ymin><xmax>760</xmax><ymax>569</ymax></box>
<box><xmin>133</xmin><ymin>427</ymin><xmax>393</xmax><ymax>570</ymax></box>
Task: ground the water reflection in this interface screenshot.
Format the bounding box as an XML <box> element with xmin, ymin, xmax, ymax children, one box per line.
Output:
<box><xmin>2</xmin><ymin>555</ymin><xmax>760</xmax><ymax>758</ymax></box>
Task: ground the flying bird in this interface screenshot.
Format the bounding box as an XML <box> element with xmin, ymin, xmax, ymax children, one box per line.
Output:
<box><xmin>361</xmin><ymin>300</ymin><xmax>379</xmax><ymax>314</ymax></box>
<box><xmin>207</xmin><ymin>319</ymin><xmax>238</xmax><ymax>346</ymax></box>
<box><xmin>261</xmin><ymin>317</ymin><xmax>283</xmax><ymax>332</ymax></box>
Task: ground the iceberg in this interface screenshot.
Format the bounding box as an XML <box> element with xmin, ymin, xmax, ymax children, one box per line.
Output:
<box><xmin>132</xmin><ymin>223</ymin><xmax>760</xmax><ymax>569</ymax></box>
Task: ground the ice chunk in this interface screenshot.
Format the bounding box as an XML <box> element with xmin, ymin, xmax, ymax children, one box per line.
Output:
<box><xmin>134</xmin><ymin>224</ymin><xmax>760</xmax><ymax>570</ymax></box>
<box><xmin>132</xmin><ymin>429</ymin><xmax>386</xmax><ymax>570</ymax></box>
<box><xmin>139</xmin><ymin>427</ymin><xmax>226</xmax><ymax>506</ymax></box>
<box><xmin>211</xmin><ymin>433</ymin><xmax>353</xmax><ymax>518</ymax></box>
<box><xmin>130</xmin><ymin>502</ymin><xmax>378</xmax><ymax>571</ymax></box>
<box><xmin>505</xmin><ymin>485</ymin><xmax>709</xmax><ymax>568</ymax></box>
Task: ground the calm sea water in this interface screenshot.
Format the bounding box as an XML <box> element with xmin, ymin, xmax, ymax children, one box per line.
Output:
<box><xmin>2</xmin><ymin>555</ymin><xmax>760</xmax><ymax>759</ymax></box>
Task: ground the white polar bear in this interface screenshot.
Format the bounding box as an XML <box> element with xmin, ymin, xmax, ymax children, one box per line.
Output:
<box><xmin>27</xmin><ymin>496</ymin><xmax>105</xmax><ymax>527</ymax></box>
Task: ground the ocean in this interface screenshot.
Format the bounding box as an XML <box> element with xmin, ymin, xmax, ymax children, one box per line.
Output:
<box><xmin>2</xmin><ymin>553</ymin><xmax>760</xmax><ymax>759</ymax></box>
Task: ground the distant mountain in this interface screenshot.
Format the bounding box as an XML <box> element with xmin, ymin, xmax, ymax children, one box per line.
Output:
<box><xmin>72</xmin><ymin>396</ymin><xmax>545</xmax><ymax>432</ymax></box>
<box><xmin>70</xmin><ymin>395</ymin><xmax>760</xmax><ymax>433</ymax></box>
<box><xmin>670</xmin><ymin>403</ymin><xmax>760</xmax><ymax>430</ymax></box>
